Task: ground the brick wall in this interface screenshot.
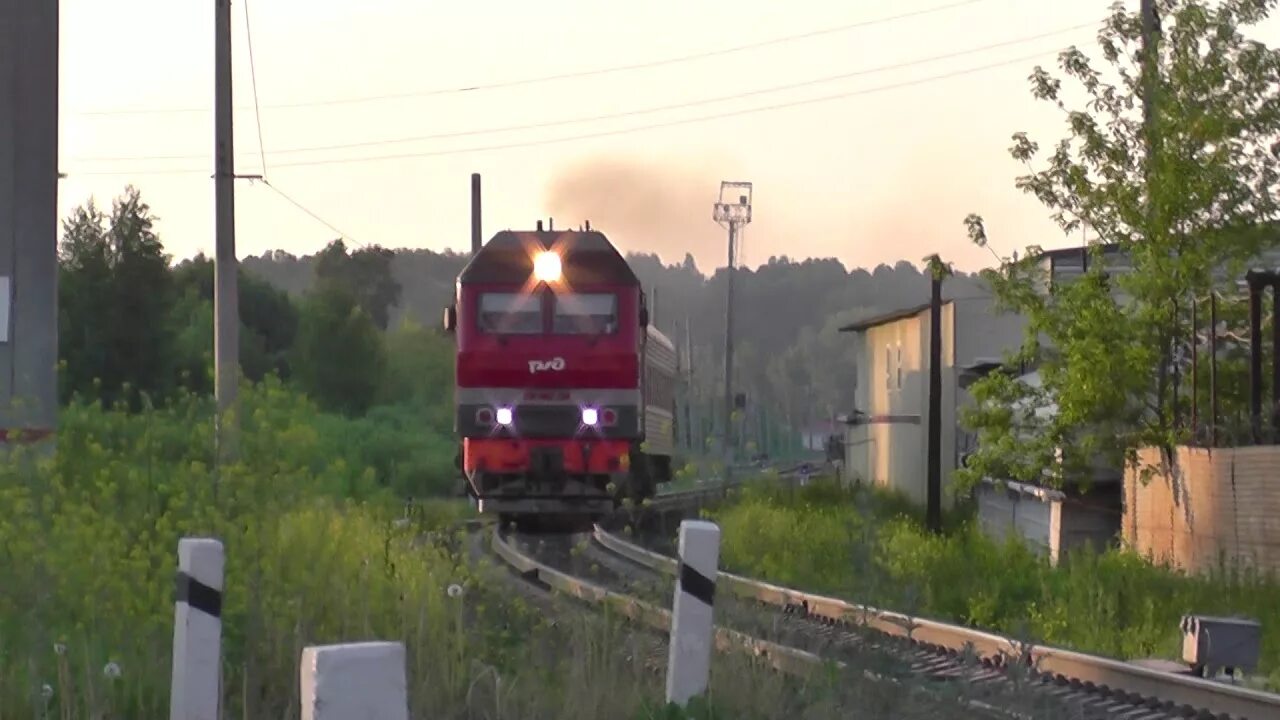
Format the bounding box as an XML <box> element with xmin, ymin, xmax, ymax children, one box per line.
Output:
<box><xmin>1123</xmin><ymin>446</ymin><xmax>1280</xmax><ymax>575</ymax></box>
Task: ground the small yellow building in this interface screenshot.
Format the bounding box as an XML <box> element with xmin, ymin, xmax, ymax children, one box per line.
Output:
<box><xmin>837</xmin><ymin>297</ymin><xmax>1025</xmax><ymax>507</ymax></box>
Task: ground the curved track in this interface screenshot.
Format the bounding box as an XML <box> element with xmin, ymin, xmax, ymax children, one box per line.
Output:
<box><xmin>592</xmin><ymin>525</ymin><xmax>1280</xmax><ymax>720</ymax></box>
<box><xmin>487</xmin><ymin>525</ymin><xmax>1074</xmax><ymax>719</ymax></box>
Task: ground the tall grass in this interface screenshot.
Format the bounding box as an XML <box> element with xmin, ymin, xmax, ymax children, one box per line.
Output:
<box><xmin>0</xmin><ymin>379</ymin><xmax>489</xmax><ymax>717</ymax></box>
<box><xmin>0</xmin><ymin>382</ymin><xmax>951</xmax><ymax>719</ymax></box>
<box><xmin>708</xmin><ymin>478</ymin><xmax>1280</xmax><ymax>690</ymax></box>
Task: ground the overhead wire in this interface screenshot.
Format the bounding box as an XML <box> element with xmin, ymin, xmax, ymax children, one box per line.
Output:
<box><xmin>63</xmin><ymin>40</ymin><xmax>1096</xmax><ymax>178</ymax></box>
<box><xmin>243</xmin><ymin>0</ymin><xmax>268</xmax><ymax>175</ymax></box>
<box><xmin>257</xmin><ymin>179</ymin><xmax>363</xmax><ymax>247</ymax></box>
<box><xmin>240</xmin><ymin>0</ymin><xmax>361</xmax><ymax>247</ymax></box>
<box><xmin>71</xmin><ymin>0</ymin><xmax>996</xmax><ymax>116</ymax></box>
<box><xmin>72</xmin><ymin>20</ymin><xmax>1095</xmax><ymax>164</ymax></box>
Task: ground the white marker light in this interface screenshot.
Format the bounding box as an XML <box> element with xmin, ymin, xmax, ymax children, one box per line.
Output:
<box><xmin>582</xmin><ymin>407</ymin><xmax>599</xmax><ymax>426</ymax></box>
<box><xmin>495</xmin><ymin>407</ymin><xmax>513</xmax><ymax>426</ymax></box>
<box><xmin>533</xmin><ymin>251</ymin><xmax>562</xmax><ymax>282</ymax></box>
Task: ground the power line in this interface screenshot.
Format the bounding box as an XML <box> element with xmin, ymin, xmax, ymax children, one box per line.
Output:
<box><xmin>257</xmin><ymin>179</ymin><xmax>363</xmax><ymax>247</ymax></box>
<box><xmin>243</xmin><ymin>0</ymin><xmax>268</xmax><ymax>175</ymax></box>
<box><xmin>238</xmin><ymin>7</ymin><xmax>363</xmax><ymax>253</ymax></box>
<box><xmin>61</xmin><ymin>43</ymin><xmax>1090</xmax><ymax>178</ymax></box>
<box><xmin>72</xmin><ymin>21</ymin><xmax>1093</xmax><ymax>164</ymax></box>
<box><xmin>71</xmin><ymin>0</ymin><xmax>995</xmax><ymax>117</ymax></box>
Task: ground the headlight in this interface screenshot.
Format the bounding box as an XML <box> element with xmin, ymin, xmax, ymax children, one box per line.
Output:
<box><xmin>495</xmin><ymin>406</ymin><xmax>513</xmax><ymax>426</ymax></box>
<box><xmin>533</xmin><ymin>251</ymin><xmax>562</xmax><ymax>282</ymax></box>
<box><xmin>582</xmin><ymin>407</ymin><xmax>599</xmax><ymax>426</ymax></box>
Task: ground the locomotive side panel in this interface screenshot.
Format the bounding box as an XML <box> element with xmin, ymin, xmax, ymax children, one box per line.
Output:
<box><xmin>642</xmin><ymin>326</ymin><xmax>678</xmax><ymax>471</ymax></box>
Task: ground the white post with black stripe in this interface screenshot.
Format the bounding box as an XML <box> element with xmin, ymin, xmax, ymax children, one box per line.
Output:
<box><xmin>665</xmin><ymin>519</ymin><xmax>721</xmax><ymax>706</ymax></box>
<box><xmin>169</xmin><ymin>538</ymin><xmax>224</xmax><ymax>720</ymax></box>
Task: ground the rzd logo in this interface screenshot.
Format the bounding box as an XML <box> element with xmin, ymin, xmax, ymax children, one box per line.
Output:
<box><xmin>528</xmin><ymin>357</ymin><xmax>566</xmax><ymax>374</ymax></box>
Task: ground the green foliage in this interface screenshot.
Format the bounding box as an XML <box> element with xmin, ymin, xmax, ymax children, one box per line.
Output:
<box><xmin>292</xmin><ymin>280</ymin><xmax>387</xmax><ymax>417</ymax></box>
<box><xmin>0</xmin><ymin>381</ymin><xmax>489</xmax><ymax>718</ymax></box>
<box><xmin>709</xmin><ymin>482</ymin><xmax>1280</xmax><ymax>690</ymax></box>
<box><xmin>0</xmin><ymin>386</ymin><xmax>922</xmax><ymax>718</ymax></box>
<box><xmin>58</xmin><ymin>187</ymin><xmax>174</xmax><ymax>408</ymax></box>
<box><xmin>959</xmin><ymin>0</ymin><xmax>1280</xmax><ymax>491</ymax></box>
<box><xmin>169</xmin><ymin>253</ymin><xmax>300</xmax><ymax>385</ymax></box>
<box><xmin>314</xmin><ymin>239</ymin><xmax>403</xmax><ymax>331</ymax></box>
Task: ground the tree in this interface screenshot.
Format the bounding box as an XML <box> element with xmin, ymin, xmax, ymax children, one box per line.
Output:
<box><xmin>58</xmin><ymin>187</ymin><xmax>174</xmax><ymax>407</ymax></box>
<box><xmin>169</xmin><ymin>255</ymin><xmax>300</xmax><ymax>389</ymax></box>
<box><xmin>958</xmin><ymin>0</ymin><xmax>1280</xmax><ymax>491</ymax></box>
<box><xmin>376</xmin><ymin>319</ymin><xmax>455</xmax><ymax>431</ymax></box>
<box><xmin>292</xmin><ymin>280</ymin><xmax>386</xmax><ymax>416</ymax></box>
<box><xmin>313</xmin><ymin>240</ymin><xmax>402</xmax><ymax>331</ymax></box>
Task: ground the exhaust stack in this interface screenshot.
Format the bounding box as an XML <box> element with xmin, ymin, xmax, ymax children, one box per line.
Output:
<box><xmin>470</xmin><ymin>173</ymin><xmax>482</xmax><ymax>255</ymax></box>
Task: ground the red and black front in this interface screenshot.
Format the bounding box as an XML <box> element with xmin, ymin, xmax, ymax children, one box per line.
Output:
<box><xmin>444</xmin><ymin>227</ymin><xmax>649</xmax><ymax>519</ymax></box>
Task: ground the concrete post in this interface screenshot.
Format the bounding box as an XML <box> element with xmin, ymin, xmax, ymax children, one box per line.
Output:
<box><xmin>170</xmin><ymin>538</ymin><xmax>225</xmax><ymax>720</ymax></box>
<box><xmin>300</xmin><ymin>642</ymin><xmax>409</xmax><ymax>720</ymax></box>
<box><xmin>665</xmin><ymin>519</ymin><xmax>720</xmax><ymax>706</ymax></box>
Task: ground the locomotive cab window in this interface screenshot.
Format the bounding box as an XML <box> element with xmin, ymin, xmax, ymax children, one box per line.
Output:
<box><xmin>553</xmin><ymin>293</ymin><xmax>618</xmax><ymax>334</ymax></box>
<box><xmin>478</xmin><ymin>292</ymin><xmax>542</xmax><ymax>334</ymax></box>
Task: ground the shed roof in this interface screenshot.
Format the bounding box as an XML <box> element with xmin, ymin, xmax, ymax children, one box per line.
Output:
<box><xmin>837</xmin><ymin>300</ymin><xmax>953</xmax><ymax>333</ymax></box>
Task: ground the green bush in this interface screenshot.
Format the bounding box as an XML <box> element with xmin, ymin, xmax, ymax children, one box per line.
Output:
<box><xmin>709</xmin><ymin>480</ymin><xmax>1280</xmax><ymax>690</ymax></box>
<box><xmin>2</xmin><ymin>383</ymin><xmax>906</xmax><ymax>719</ymax></box>
<box><xmin>0</xmin><ymin>380</ymin><xmax>490</xmax><ymax>718</ymax></box>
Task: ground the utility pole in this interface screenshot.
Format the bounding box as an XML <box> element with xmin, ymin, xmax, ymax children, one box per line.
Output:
<box><xmin>0</xmin><ymin>0</ymin><xmax>59</xmax><ymax>454</ymax></box>
<box><xmin>713</xmin><ymin>182</ymin><xmax>752</xmax><ymax>491</ymax></box>
<box><xmin>214</xmin><ymin>0</ymin><xmax>240</xmax><ymax>464</ymax></box>
<box><xmin>684</xmin><ymin>317</ymin><xmax>694</xmax><ymax>452</ymax></box>
<box><xmin>924</xmin><ymin>254</ymin><xmax>951</xmax><ymax>534</ymax></box>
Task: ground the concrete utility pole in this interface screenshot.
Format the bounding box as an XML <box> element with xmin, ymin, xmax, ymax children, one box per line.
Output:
<box><xmin>684</xmin><ymin>317</ymin><xmax>694</xmax><ymax>452</ymax></box>
<box><xmin>214</xmin><ymin>0</ymin><xmax>240</xmax><ymax>463</ymax></box>
<box><xmin>713</xmin><ymin>182</ymin><xmax>752</xmax><ymax>491</ymax></box>
<box><xmin>0</xmin><ymin>0</ymin><xmax>59</xmax><ymax>453</ymax></box>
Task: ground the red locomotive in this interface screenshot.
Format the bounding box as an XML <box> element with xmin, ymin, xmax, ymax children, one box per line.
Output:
<box><xmin>443</xmin><ymin>219</ymin><xmax>677</xmax><ymax>529</ymax></box>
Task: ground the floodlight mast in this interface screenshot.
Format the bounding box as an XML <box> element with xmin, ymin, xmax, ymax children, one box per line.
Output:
<box><xmin>713</xmin><ymin>181</ymin><xmax>753</xmax><ymax>492</ymax></box>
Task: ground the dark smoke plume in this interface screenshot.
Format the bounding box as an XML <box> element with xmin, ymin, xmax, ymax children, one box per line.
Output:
<box><xmin>543</xmin><ymin>156</ymin><xmax>745</xmax><ymax>273</ymax></box>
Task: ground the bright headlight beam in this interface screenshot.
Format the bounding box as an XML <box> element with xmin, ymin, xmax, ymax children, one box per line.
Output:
<box><xmin>582</xmin><ymin>407</ymin><xmax>599</xmax><ymax>426</ymax></box>
<box><xmin>496</xmin><ymin>407</ymin><xmax>513</xmax><ymax>426</ymax></box>
<box><xmin>533</xmin><ymin>251</ymin><xmax>562</xmax><ymax>282</ymax></box>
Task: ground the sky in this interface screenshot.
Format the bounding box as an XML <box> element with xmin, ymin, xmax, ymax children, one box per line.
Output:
<box><xmin>56</xmin><ymin>0</ymin><xmax>1280</xmax><ymax>275</ymax></box>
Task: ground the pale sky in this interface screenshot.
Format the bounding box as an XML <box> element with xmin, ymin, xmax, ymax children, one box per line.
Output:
<box><xmin>56</xmin><ymin>0</ymin><xmax>1280</xmax><ymax>275</ymax></box>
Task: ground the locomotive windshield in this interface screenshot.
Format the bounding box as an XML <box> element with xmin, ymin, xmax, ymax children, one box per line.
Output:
<box><xmin>478</xmin><ymin>292</ymin><xmax>541</xmax><ymax>334</ymax></box>
<box><xmin>553</xmin><ymin>293</ymin><xmax>617</xmax><ymax>335</ymax></box>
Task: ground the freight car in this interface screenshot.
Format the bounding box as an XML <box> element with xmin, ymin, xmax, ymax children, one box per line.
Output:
<box><xmin>443</xmin><ymin>219</ymin><xmax>677</xmax><ymax>531</ymax></box>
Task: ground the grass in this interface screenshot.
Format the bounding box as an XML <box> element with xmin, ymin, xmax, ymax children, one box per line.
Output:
<box><xmin>0</xmin><ymin>380</ymin><xmax>993</xmax><ymax>719</ymax></box>
<box><xmin>706</xmin><ymin>477</ymin><xmax>1280</xmax><ymax>691</ymax></box>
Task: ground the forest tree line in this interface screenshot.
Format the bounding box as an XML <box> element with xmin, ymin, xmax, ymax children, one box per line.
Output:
<box><xmin>55</xmin><ymin>184</ymin><xmax>995</xmax><ymax>475</ymax></box>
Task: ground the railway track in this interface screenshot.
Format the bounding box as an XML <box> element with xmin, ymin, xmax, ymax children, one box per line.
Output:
<box><xmin>484</xmin><ymin>523</ymin><xmax>1085</xmax><ymax>719</ymax></box>
<box><xmin>481</xmin><ymin>517</ymin><xmax>1049</xmax><ymax>712</ymax></box>
<box><xmin>591</xmin><ymin>524</ymin><xmax>1280</xmax><ymax>720</ymax></box>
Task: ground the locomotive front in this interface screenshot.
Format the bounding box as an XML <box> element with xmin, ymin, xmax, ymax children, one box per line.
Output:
<box><xmin>443</xmin><ymin>225</ymin><xmax>651</xmax><ymax>528</ymax></box>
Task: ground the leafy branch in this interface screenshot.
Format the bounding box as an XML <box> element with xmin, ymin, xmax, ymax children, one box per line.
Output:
<box><xmin>957</xmin><ymin>0</ymin><xmax>1280</xmax><ymax>493</ymax></box>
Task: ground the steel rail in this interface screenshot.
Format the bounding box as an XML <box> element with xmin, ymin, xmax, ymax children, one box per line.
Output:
<box><xmin>489</xmin><ymin>526</ymin><xmax>1025</xmax><ymax>719</ymax></box>
<box><xmin>593</xmin><ymin>525</ymin><xmax>1280</xmax><ymax>720</ymax></box>
<box><xmin>487</xmin><ymin>525</ymin><xmax>830</xmax><ymax>679</ymax></box>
